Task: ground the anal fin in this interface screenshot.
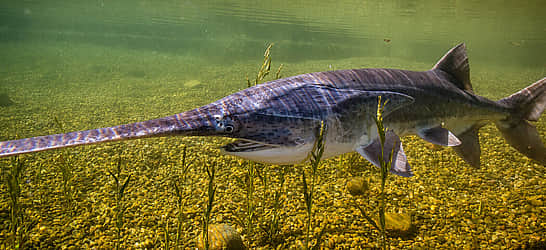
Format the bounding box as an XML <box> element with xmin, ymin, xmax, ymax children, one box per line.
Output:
<box><xmin>452</xmin><ymin>125</ymin><xmax>481</xmax><ymax>168</ymax></box>
<box><xmin>356</xmin><ymin>130</ymin><xmax>413</xmax><ymax>177</ymax></box>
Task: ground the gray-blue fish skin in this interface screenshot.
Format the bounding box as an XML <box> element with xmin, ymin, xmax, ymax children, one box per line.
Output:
<box><xmin>1</xmin><ymin>43</ymin><xmax>545</xmax><ymax>176</ymax></box>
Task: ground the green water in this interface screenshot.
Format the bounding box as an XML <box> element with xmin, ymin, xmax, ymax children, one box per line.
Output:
<box><xmin>0</xmin><ymin>0</ymin><xmax>545</xmax><ymax>249</ymax></box>
<box><xmin>2</xmin><ymin>0</ymin><xmax>545</xmax><ymax>65</ymax></box>
<box><xmin>1</xmin><ymin>0</ymin><xmax>544</xmax><ymax>135</ymax></box>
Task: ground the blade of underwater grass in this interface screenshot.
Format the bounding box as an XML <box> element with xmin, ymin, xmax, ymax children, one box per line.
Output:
<box><xmin>302</xmin><ymin>120</ymin><xmax>326</xmax><ymax>250</ymax></box>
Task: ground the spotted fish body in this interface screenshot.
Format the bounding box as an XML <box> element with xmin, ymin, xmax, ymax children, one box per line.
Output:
<box><xmin>1</xmin><ymin>43</ymin><xmax>545</xmax><ymax>177</ymax></box>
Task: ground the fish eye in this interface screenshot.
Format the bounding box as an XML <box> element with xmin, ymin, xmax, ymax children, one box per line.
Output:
<box><xmin>225</xmin><ymin>125</ymin><xmax>234</xmax><ymax>133</ymax></box>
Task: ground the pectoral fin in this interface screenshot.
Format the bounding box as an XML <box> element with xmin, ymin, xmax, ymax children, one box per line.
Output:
<box><xmin>356</xmin><ymin>130</ymin><xmax>413</xmax><ymax>177</ymax></box>
<box><xmin>418</xmin><ymin>126</ymin><xmax>461</xmax><ymax>146</ymax></box>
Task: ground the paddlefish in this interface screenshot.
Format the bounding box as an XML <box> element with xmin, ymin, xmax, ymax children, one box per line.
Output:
<box><xmin>1</xmin><ymin>43</ymin><xmax>544</xmax><ymax>176</ymax></box>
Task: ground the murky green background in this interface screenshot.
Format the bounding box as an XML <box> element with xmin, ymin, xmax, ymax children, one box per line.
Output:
<box><xmin>2</xmin><ymin>0</ymin><xmax>545</xmax><ymax>65</ymax></box>
<box><xmin>0</xmin><ymin>0</ymin><xmax>544</xmax><ymax>248</ymax></box>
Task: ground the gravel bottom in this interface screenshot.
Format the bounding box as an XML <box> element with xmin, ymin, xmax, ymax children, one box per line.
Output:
<box><xmin>0</xmin><ymin>123</ymin><xmax>544</xmax><ymax>249</ymax></box>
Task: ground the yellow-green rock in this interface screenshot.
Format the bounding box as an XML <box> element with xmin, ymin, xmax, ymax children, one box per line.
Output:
<box><xmin>197</xmin><ymin>224</ymin><xmax>246</xmax><ymax>250</ymax></box>
<box><xmin>375</xmin><ymin>213</ymin><xmax>413</xmax><ymax>237</ymax></box>
<box><xmin>347</xmin><ymin>177</ymin><xmax>369</xmax><ymax>196</ymax></box>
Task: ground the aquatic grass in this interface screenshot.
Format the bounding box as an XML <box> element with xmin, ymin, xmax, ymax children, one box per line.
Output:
<box><xmin>256</xmin><ymin>47</ymin><xmax>285</xmax><ymax>243</ymax></box>
<box><xmin>36</xmin><ymin>161</ymin><xmax>45</xmax><ymax>202</ymax></box>
<box><xmin>54</xmin><ymin>153</ymin><xmax>74</xmax><ymax>213</ymax></box>
<box><xmin>242</xmin><ymin>162</ymin><xmax>257</xmax><ymax>237</ymax></box>
<box><xmin>108</xmin><ymin>155</ymin><xmax>132</xmax><ymax>250</ymax></box>
<box><xmin>171</xmin><ymin>145</ymin><xmax>195</xmax><ymax>249</ymax></box>
<box><xmin>247</xmin><ymin>43</ymin><xmax>271</xmax><ymax>88</ymax></box>
<box><xmin>164</xmin><ymin>221</ymin><xmax>170</xmax><ymax>250</ymax></box>
<box><xmin>247</xmin><ymin>43</ymin><xmax>283</xmax><ymax>88</ymax></box>
<box><xmin>234</xmin><ymin>162</ymin><xmax>287</xmax><ymax>245</ymax></box>
<box><xmin>53</xmin><ymin>116</ymin><xmax>75</xmax><ymax>215</ymax></box>
<box><xmin>1</xmin><ymin>155</ymin><xmax>35</xmax><ymax>250</ymax></box>
<box><xmin>301</xmin><ymin>121</ymin><xmax>327</xmax><ymax>250</ymax></box>
<box><xmin>232</xmin><ymin>162</ymin><xmax>257</xmax><ymax>238</ymax></box>
<box><xmin>352</xmin><ymin>96</ymin><xmax>393</xmax><ymax>250</ymax></box>
<box><xmin>244</xmin><ymin>44</ymin><xmax>324</xmax><ymax>246</ymax></box>
<box><xmin>2</xmin><ymin>155</ymin><xmax>25</xmax><ymax>249</ymax></box>
<box><xmin>374</xmin><ymin>96</ymin><xmax>390</xmax><ymax>250</ymax></box>
<box><xmin>235</xmin><ymin>43</ymin><xmax>284</xmax><ymax>240</ymax></box>
<box><xmin>275</xmin><ymin>63</ymin><xmax>284</xmax><ymax>79</ymax></box>
<box><xmin>260</xmin><ymin>165</ymin><xmax>288</xmax><ymax>246</ymax></box>
<box><xmin>201</xmin><ymin>162</ymin><xmax>216</xmax><ymax>250</ymax></box>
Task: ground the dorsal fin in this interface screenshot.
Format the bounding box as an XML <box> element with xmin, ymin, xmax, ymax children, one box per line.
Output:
<box><xmin>433</xmin><ymin>43</ymin><xmax>473</xmax><ymax>92</ymax></box>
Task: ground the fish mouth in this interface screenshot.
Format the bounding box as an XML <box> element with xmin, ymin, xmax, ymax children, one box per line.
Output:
<box><xmin>221</xmin><ymin>139</ymin><xmax>311</xmax><ymax>165</ymax></box>
<box><xmin>222</xmin><ymin>140</ymin><xmax>276</xmax><ymax>153</ymax></box>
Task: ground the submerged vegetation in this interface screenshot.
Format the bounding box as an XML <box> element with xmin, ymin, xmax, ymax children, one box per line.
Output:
<box><xmin>351</xmin><ymin>96</ymin><xmax>413</xmax><ymax>250</ymax></box>
<box><xmin>2</xmin><ymin>156</ymin><xmax>28</xmax><ymax>249</ymax></box>
<box><xmin>301</xmin><ymin>121</ymin><xmax>327</xmax><ymax>249</ymax></box>
<box><xmin>171</xmin><ymin>145</ymin><xmax>194</xmax><ymax>248</ymax></box>
<box><xmin>0</xmin><ymin>42</ymin><xmax>544</xmax><ymax>249</ymax></box>
<box><xmin>201</xmin><ymin>162</ymin><xmax>216</xmax><ymax>250</ymax></box>
<box><xmin>108</xmin><ymin>155</ymin><xmax>132</xmax><ymax>250</ymax></box>
<box><xmin>52</xmin><ymin>116</ymin><xmax>75</xmax><ymax>216</ymax></box>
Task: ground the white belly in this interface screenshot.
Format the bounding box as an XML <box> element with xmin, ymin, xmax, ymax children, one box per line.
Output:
<box><xmin>224</xmin><ymin>140</ymin><xmax>356</xmax><ymax>165</ymax></box>
<box><xmin>225</xmin><ymin>144</ymin><xmax>313</xmax><ymax>164</ymax></box>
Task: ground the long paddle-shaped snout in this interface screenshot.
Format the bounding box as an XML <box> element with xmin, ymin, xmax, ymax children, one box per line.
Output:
<box><xmin>0</xmin><ymin>108</ymin><xmax>221</xmax><ymax>158</ymax></box>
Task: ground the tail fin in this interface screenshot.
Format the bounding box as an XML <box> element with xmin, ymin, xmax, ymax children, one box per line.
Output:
<box><xmin>495</xmin><ymin>77</ymin><xmax>546</xmax><ymax>164</ymax></box>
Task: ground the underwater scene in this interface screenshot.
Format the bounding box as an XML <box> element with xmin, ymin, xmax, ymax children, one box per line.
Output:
<box><xmin>0</xmin><ymin>0</ymin><xmax>545</xmax><ymax>249</ymax></box>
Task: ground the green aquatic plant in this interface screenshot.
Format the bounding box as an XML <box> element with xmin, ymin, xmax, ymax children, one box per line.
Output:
<box><xmin>375</xmin><ymin>96</ymin><xmax>390</xmax><ymax>250</ymax></box>
<box><xmin>202</xmin><ymin>162</ymin><xmax>217</xmax><ymax>250</ymax></box>
<box><xmin>55</xmin><ymin>153</ymin><xmax>74</xmax><ymax>213</ymax></box>
<box><xmin>34</xmin><ymin>161</ymin><xmax>45</xmax><ymax>205</ymax></box>
<box><xmin>164</xmin><ymin>221</ymin><xmax>170</xmax><ymax>250</ymax></box>
<box><xmin>260</xmin><ymin>165</ymin><xmax>288</xmax><ymax>246</ymax></box>
<box><xmin>53</xmin><ymin>116</ymin><xmax>75</xmax><ymax>214</ymax></box>
<box><xmin>108</xmin><ymin>155</ymin><xmax>132</xmax><ymax>250</ymax></box>
<box><xmin>232</xmin><ymin>164</ymin><xmax>252</xmax><ymax>242</ymax></box>
<box><xmin>232</xmin><ymin>162</ymin><xmax>258</xmax><ymax>238</ymax></box>
<box><xmin>245</xmin><ymin>162</ymin><xmax>257</xmax><ymax>237</ymax></box>
<box><xmin>171</xmin><ymin>145</ymin><xmax>194</xmax><ymax>249</ymax></box>
<box><xmin>352</xmin><ymin>96</ymin><xmax>392</xmax><ymax>250</ymax></box>
<box><xmin>247</xmin><ymin>43</ymin><xmax>271</xmax><ymax>88</ymax></box>
<box><xmin>301</xmin><ymin>121</ymin><xmax>327</xmax><ymax>250</ymax></box>
<box><xmin>236</xmin><ymin>43</ymin><xmax>285</xmax><ymax>240</ymax></box>
<box><xmin>275</xmin><ymin>63</ymin><xmax>283</xmax><ymax>80</ymax></box>
<box><xmin>246</xmin><ymin>43</ymin><xmax>283</xmax><ymax>88</ymax></box>
<box><xmin>2</xmin><ymin>156</ymin><xmax>26</xmax><ymax>249</ymax></box>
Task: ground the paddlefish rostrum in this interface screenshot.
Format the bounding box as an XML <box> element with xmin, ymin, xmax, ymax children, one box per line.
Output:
<box><xmin>1</xmin><ymin>43</ymin><xmax>544</xmax><ymax>177</ymax></box>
